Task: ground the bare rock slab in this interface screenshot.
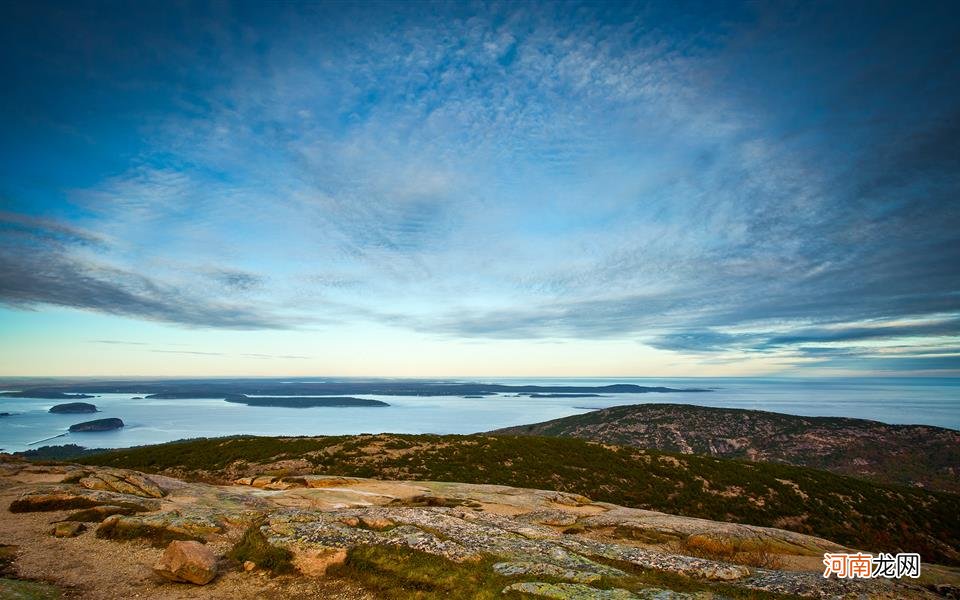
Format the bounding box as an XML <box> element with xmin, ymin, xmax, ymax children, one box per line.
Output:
<box><xmin>153</xmin><ymin>540</ymin><xmax>218</xmax><ymax>585</ymax></box>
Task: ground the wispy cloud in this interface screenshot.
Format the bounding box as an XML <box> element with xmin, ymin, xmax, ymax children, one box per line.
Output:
<box><xmin>0</xmin><ymin>212</ymin><xmax>292</xmax><ymax>329</ymax></box>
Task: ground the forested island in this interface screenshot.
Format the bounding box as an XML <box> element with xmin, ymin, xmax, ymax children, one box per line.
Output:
<box><xmin>49</xmin><ymin>402</ymin><xmax>98</xmax><ymax>414</ymax></box>
<box><xmin>68</xmin><ymin>418</ymin><xmax>124</xmax><ymax>432</ymax></box>
<box><xmin>223</xmin><ymin>395</ymin><xmax>389</xmax><ymax>408</ymax></box>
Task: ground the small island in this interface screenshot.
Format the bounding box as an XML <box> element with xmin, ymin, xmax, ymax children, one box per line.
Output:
<box><xmin>69</xmin><ymin>418</ymin><xmax>124</xmax><ymax>432</ymax></box>
<box><xmin>49</xmin><ymin>402</ymin><xmax>98</xmax><ymax>414</ymax></box>
<box><xmin>224</xmin><ymin>395</ymin><xmax>389</xmax><ymax>408</ymax></box>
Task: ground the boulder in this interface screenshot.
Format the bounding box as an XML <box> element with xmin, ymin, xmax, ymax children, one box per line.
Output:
<box><xmin>153</xmin><ymin>540</ymin><xmax>218</xmax><ymax>585</ymax></box>
<box><xmin>50</xmin><ymin>522</ymin><xmax>86</xmax><ymax>538</ymax></box>
<box><xmin>358</xmin><ymin>515</ymin><xmax>394</xmax><ymax>530</ymax></box>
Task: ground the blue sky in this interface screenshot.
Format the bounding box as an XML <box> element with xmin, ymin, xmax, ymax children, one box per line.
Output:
<box><xmin>0</xmin><ymin>1</ymin><xmax>958</xmax><ymax>376</ymax></box>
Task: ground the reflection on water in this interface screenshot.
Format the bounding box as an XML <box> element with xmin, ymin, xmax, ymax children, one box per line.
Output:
<box><xmin>1</xmin><ymin>377</ymin><xmax>958</xmax><ymax>452</ymax></box>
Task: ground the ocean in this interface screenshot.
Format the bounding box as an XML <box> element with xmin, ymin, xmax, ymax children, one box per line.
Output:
<box><xmin>1</xmin><ymin>377</ymin><xmax>958</xmax><ymax>453</ymax></box>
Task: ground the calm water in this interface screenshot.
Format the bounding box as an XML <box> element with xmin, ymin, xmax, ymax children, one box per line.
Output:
<box><xmin>1</xmin><ymin>377</ymin><xmax>958</xmax><ymax>453</ymax></box>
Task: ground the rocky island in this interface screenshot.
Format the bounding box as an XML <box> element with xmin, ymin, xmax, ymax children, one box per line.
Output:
<box><xmin>68</xmin><ymin>418</ymin><xmax>124</xmax><ymax>432</ymax></box>
<box><xmin>223</xmin><ymin>395</ymin><xmax>389</xmax><ymax>408</ymax></box>
<box><xmin>48</xmin><ymin>402</ymin><xmax>98</xmax><ymax>414</ymax></box>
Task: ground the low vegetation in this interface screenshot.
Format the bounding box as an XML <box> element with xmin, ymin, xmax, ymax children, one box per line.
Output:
<box><xmin>329</xmin><ymin>545</ymin><xmax>801</xmax><ymax>600</ymax></box>
<box><xmin>668</xmin><ymin>535</ymin><xmax>784</xmax><ymax>569</ymax></box>
<box><xmin>75</xmin><ymin>433</ymin><xmax>960</xmax><ymax>564</ymax></box>
<box><xmin>227</xmin><ymin>523</ymin><xmax>296</xmax><ymax>575</ymax></box>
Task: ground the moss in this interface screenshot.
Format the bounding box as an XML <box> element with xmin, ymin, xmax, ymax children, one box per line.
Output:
<box><xmin>94</xmin><ymin>518</ymin><xmax>201</xmax><ymax>547</ymax></box>
<box><xmin>226</xmin><ymin>524</ymin><xmax>295</xmax><ymax>575</ymax></box>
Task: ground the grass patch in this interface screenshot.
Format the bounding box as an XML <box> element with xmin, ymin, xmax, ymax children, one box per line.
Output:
<box><xmin>327</xmin><ymin>545</ymin><xmax>522</xmax><ymax>600</ymax></box>
<box><xmin>226</xmin><ymin>523</ymin><xmax>295</xmax><ymax>575</ymax></box>
<box><xmin>668</xmin><ymin>535</ymin><xmax>784</xmax><ymax>569</ymax></box>
<box><xmin>0</xmin><ymin>578</ymin><xmax>62</xmax><ymax>600</ymax></box>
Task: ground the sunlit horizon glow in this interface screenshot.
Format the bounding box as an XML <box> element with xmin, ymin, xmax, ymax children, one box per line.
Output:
<box><xmin>1</xmin><ymin>2</ymin><xmax>958</xmax><ymax>377</ymax></box>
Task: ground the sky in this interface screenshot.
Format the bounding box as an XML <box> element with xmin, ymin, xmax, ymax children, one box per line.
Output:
<box><xmin>0</xmin><ymin>0</ymin><xmax>958</xmax><ymax>377</ymax></box>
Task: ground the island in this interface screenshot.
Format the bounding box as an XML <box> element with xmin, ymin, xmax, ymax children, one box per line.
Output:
<box><xmin>0</xmin><ymin>391</ymin><xmax>94</xmax><ymax>399</ymax></box>
<box><xmin>223</xmin><ymin>395</ymin><xmax>389</xmax><ymax>408</ymax></box>
<box><xmin>144</xmin><ymin>393</ymin><xmax>238</xmax><ymax>399</ymax></box>
<box><xmin>69</xmin><ymin>418</ymin><xmax>124</xmax><ymax>432</ymax></box>
<box><xmin>49</xmin><ymin>402</ymin><xmax>98</xmax><ymax>414</ymax></box>
<box><xmin>525</xmin><ymin>393</ymin><xmax>602</xmax><ymax>398</ymax></box>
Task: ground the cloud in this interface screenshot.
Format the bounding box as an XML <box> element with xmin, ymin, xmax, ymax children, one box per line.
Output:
<box><xmin>2</xmin><ymin>2</ymin><xmax>958</xmax><ymax>373</ymax></box>
<box><xmin>206</xmin><ymin>269</ymin><xmax>264</xmax><ymax>292</ymax></box>
<box><xmin>0</xmin><ymin>211</ymin><xmax>291</xmax><ymax>329</ymax></box>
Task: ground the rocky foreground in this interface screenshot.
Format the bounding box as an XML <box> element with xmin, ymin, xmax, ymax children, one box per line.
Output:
<box><xmin>1</xmin><ymin>457</ymin><xmax>956</xmax><ymax>599</ymax></box>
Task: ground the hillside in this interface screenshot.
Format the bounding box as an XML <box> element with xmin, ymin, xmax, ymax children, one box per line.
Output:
<box><xmin>494</xmin><ymin>404</ymin><xmax>960</xmax><ymax>493</ymax></box>
<box><xmin>72</xmin><ymin>433</ymin><xmax>960</xmax><ymax>565</ymax></box>
<box><xmin>7</xmin><ymin>456</ymin><xmax>949</xmax><ymax>599</ymax></box>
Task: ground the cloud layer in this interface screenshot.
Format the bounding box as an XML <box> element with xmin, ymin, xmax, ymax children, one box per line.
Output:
<box><xmin>1</xmin><ymin>1</ymin><xmax>958</xmax><ymax>373</ymax></box>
